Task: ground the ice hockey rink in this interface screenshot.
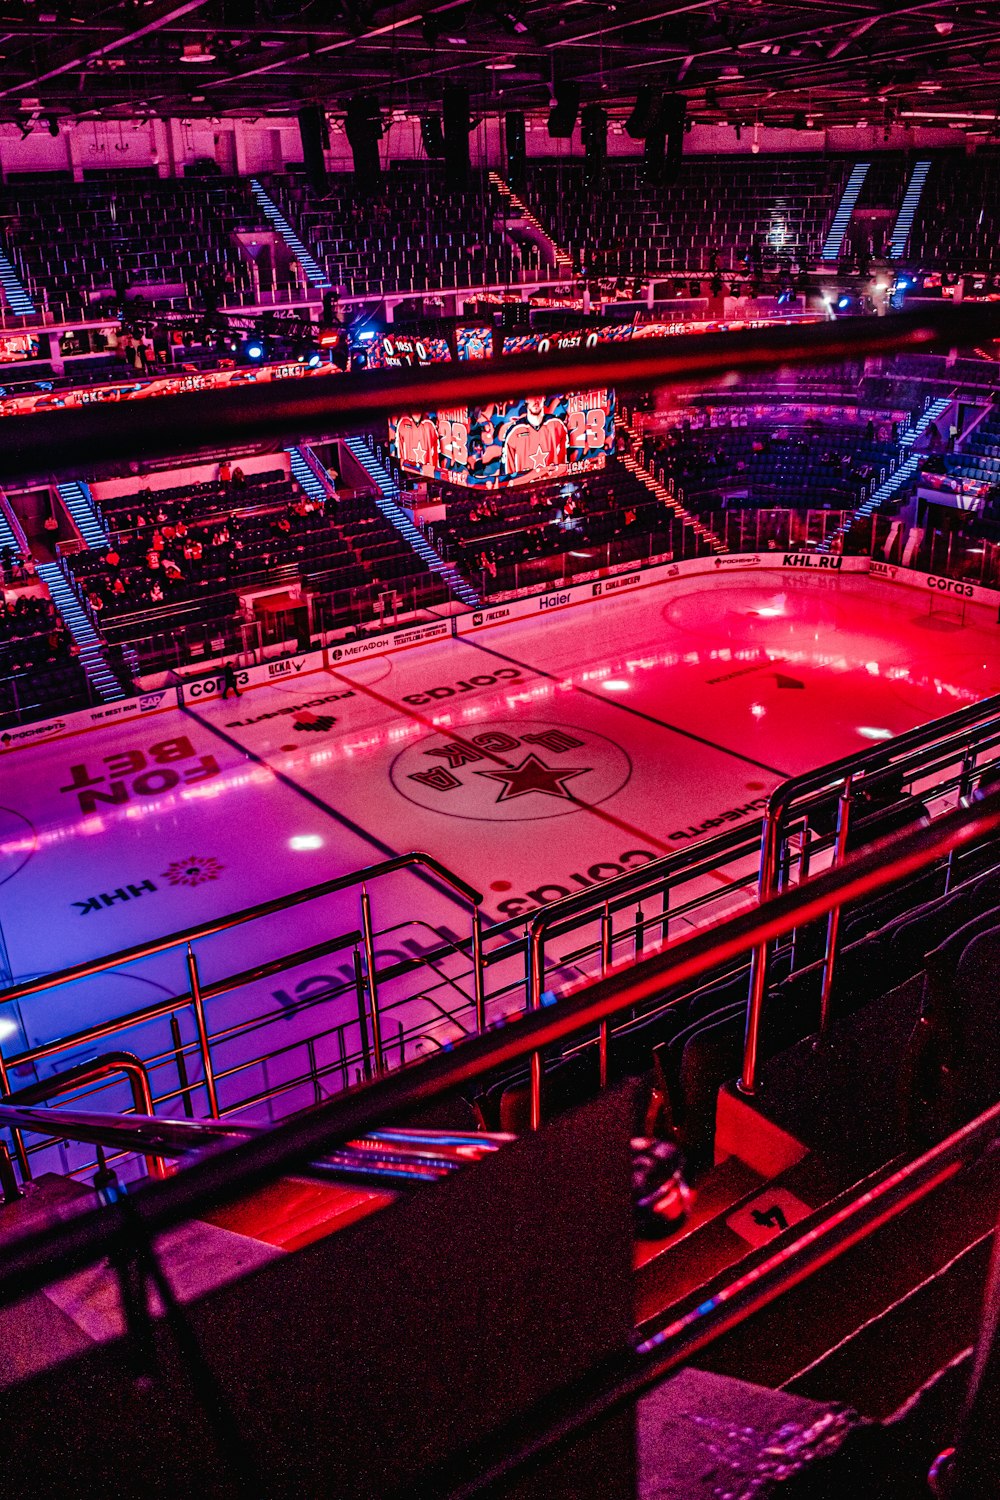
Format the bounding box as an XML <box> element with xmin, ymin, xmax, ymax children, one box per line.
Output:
<box><xmin>3</xmin><ymin>563</ymin><xmax>1000</xmax><ymax>1111</ymax></box>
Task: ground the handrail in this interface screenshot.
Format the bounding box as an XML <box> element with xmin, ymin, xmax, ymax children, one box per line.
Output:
<box><xmin>741</xmin><ymin>682</ymin><xmax>1000</xmax><ymax>1093</ymax></box>
<box><xmin>0</xmin><ymin>850</ymin><xmax>481</xmax><ymax>1008</ymax></box>
<box><xmin>0</xmin><ymin>786</ymin><xmax>997</xmax><ymax>1310</ymax></box>
<box><xmin>0</xmin><ymin>1103</ymin><xmax>510</xmax><ymax>1190</ymax></box>
<box><xmin>4</xmin><ymin>1050</ymin><xmax>163</xmax><ymax>1180</ymax></box>
<box><xmin>395</xmin><ymin>1093</ymin><xmax>1000</xmax><ymax>1500</ymax></box>
<box><xmin>4</xmin><ymin>306</ymin><xmax>1000</xmax><ymax>482</ymax></box>
<box><xmin>526</xmin><ymin>818</ymin><xmax>764</xmax><ymax>1039</ymax></box>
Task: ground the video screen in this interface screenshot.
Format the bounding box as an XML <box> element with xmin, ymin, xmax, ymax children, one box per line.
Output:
<box><xmin>389</xmin><ymin>389</ymin><xmax>615</xmax><ymax>487</ymax></box>
<box><xmin>455</xmin><ymin>324</ymin><xmax>493</xmax><ymax>360</ymax></box>
<box><xmin>366</xmin><ymin>333</ymin><xmax>451</xmax><ymax>369</ymax></box>
<box><xmin>0</xmin><ymin>333</ymin><xmax>40</xmax><ymax>364</ymax></box>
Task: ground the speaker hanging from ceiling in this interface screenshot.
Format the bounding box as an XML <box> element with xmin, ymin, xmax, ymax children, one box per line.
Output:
<box><xmin>344</xmin><ymin>94</ymin><xmax>383</xmax><ymax>188</ymax></box>
<box><xmin>421</xmin><ymin>114</ymin><xmax>445</xmax><ymax>158</ymax></box>
<box><xmin>297</xmin><ymin>104</ymin><xmax>329</xmax><ymax>195</ymax></box>
<box><xmin>663</xmin><ymin>95</ymin><xmax>687</xmax><ymax>180</ymax></box>
<box><xmin>581</xmin><ymin>104</ymin><xmax>607</xmax><ymax>189</ymax></box>
<box><xmin>625</xmin><ymin>86</ymin><xmax>656</xmax><ymax>140</ymax></box>
<box><xmin>547</xmin><ymin>79</ymin><xmax>580</xmax><ymax>138</ymax></box>
<box><xmin>505</xmin><ymin>110</ymin><xmax>526</xmax><ymax>188</ymax></box>
<box><xmin>443</xmin><ymin>83</ymin><xmax>471</xmax><ymax>184</ymax></box>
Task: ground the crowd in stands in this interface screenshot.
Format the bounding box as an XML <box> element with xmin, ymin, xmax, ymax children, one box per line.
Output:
<box><xmin>431</xmin><ymin>458</ymin><xmax>672</xmax><ymax>594</ymax></box>
<box><xmin>0</xmin><ymin>592</ymin><xmax>89</xmax><ymax>724</ymax></box>
<box><xmin>59</xmin><ymin>459</ymin><xmax>450</xmax><ymax>673</ymax></box>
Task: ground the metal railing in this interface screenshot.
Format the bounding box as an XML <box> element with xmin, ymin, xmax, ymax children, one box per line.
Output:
<box><xmin>0</xmin><ymin>786</ymin><xmax>998</xmax><ymax>1308</ymax></box>
<box><xmin>0</xmin><ymin>849</ymin><xmax>484</xmax><ymax>1181</ymax></box>
<box><xmin>740</xmin><ymin>683</ymin><xmax>1000</xmax><ymax>1093</ymax></box>
<box><xmin>8</xmin><ymin>658</ymin><xmax>1000</xmax><ymax>1184</ymax></box>
<box><xmin>0</xmin><ymin>1097</ymin><xmax>511</xmax><ymax>1191</ymax></box>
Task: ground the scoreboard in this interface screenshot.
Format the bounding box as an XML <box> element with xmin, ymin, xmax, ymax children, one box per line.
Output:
<box><xmin>390</xmin><ymin>389</ymin><xmax>615</xmax><ymax>488</ymax></box>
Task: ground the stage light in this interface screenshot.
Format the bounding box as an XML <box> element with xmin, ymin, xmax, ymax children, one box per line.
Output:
<box><xmin>837</xmin><ymin>295</ymin><xmax>851</xmax><ymax>310</ymax></box>
<box><xmin>308</xmin><ymin>352</ymin><xmax>321</xmax><ymax>367</ymax></box>
<box><xmin>246</xmin><ymin>341</ymin><xmax>264</xmax><ymax>360</ymax></box>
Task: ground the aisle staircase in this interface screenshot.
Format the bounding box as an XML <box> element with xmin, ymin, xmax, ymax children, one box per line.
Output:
<box><xmin>287</xmin><ymin>447</ymin><xmax>331</xmax><ymax>504</ymax></box>
<box><xmin>35</xmin><ymin>563</ymin><xmax>125</xmax><ymax>703</ymax></box>
<box><xmin>488</xmin><ymin>171</ymin><xmax>575</xmax><ymax>274</ymax></box>
<box><xmin>901</xmin><ymin>394</ymin><xmax>952</xmax><ymax>449</ymax></box>
<box><xmin>889</xmin><ymin>161</ymin><xmax>932</xmax><ymax>260</ymax></box>
<box><xmin>617</xmin><ymin>414</ymin><xmax>728</xmax><ymax>556</ymax></box>
<box><xmin>815</xmin><ymin>395</ymin><xmax>951</xmax><ymax>553</ymax></box>
<box><xmin>0</xmin><ymin>491</ymin><xmax>23</xmax><ymax>558</ymax></box>
<box><xmin>56</xmin><ymin>481</ymin><xmax>108</xmax><ymax>549</ymax></box>
<box><xmin>820</xmin><ymin>162</ymin><xmax>871</xmax><ymax>261</ymax></box>
<box><xmin>0</xmin><ymin>246</ymin><xmax>36</xmax><ymax>317</ymax></box>
<box><xmin>249</xmin><ymin>179</ymin><xmax>332</xmax><ymax>291</ymax></box>
<box><xmin>343</xmin><ymin>436</ymin><xmax>480</xmax><ymax>607</ymax></box>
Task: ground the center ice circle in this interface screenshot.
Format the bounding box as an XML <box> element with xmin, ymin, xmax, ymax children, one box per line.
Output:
<box><xmin>389</xmin><ymin>718</ymin><xmax>632</xmax><ymax>821</ymax></box>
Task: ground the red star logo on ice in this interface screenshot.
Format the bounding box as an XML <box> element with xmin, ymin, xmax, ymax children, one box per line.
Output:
<box><xmin>473</xmin><ymin>753</ymin><xmax>591</xmax><ymax>804</ymax></box>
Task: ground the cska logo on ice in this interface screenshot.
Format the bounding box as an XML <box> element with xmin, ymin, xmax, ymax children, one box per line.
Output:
<box><xmin>390</xmin><ymin>719</ymin><xmax>631</xmax><ymax>822</ymax></box>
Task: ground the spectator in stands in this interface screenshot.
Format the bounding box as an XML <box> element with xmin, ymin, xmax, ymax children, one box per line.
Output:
<box><xmin>232</xmin><ymin>466</ymin><xmax>246</xmax><ymax>489</ymax></box>
<box><xmin>219</xmin><ymin>460</ymin><xmax>232</xmax><ymax>485</ymax></box>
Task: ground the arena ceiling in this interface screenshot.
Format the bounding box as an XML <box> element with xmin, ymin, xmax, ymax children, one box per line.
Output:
<box><xmin>0</xmin><ymin>0</ymin><xmax>998</xmax><ymax>134</ymax></box>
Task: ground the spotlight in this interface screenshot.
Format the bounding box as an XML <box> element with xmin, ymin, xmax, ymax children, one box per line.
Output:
<box><xmin>245</xmin><ymin>340</ymin><xmax>264</xmax><ymax>360</ymax></box>
<box><xmin>837</xmin><ymin>294</ymin><xmax>851</xmax><ymax>310</ymax></box>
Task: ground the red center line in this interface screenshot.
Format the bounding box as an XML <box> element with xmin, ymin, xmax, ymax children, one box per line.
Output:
<box><xmin>325</xmin><ymin>664</ymin><xmax>738</xmax><ymax>886</ymax></box>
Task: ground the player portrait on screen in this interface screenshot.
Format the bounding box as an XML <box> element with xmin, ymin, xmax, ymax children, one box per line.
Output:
<box><xmin>393</xmin><ymin>411</ymin><xmax>440</xmax><ymax>475</ymax></box>
<box><xmin>501</xmin><ymin>395</ymin><xmax>569</xmax><ymax>478</ymax></box>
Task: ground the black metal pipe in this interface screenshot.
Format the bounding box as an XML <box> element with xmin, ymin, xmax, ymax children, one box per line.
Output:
<box><xmin>2</xmin><ymin>306</ymin><xmax>998</xmax><ymax>481</ymax></box>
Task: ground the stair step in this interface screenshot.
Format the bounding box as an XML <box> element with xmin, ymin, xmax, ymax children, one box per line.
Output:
<box><xmin>889</xmin><ymin>160</ymin><xmax>932</xmax><ymax>260</ymax></box>
<box><xmin>249</xmin><ymin>179</ymin><xmax>332</xmax><ymax>289</ymax></box>
<box><xmin>821</xmin><ymin>161</ymin><xmax>871</xmax><ymax>261</ymax></box>
<box><xmin>36</xmin><ymin>562</ymin><xmax>126</xmax><ymax>703</ymax></box>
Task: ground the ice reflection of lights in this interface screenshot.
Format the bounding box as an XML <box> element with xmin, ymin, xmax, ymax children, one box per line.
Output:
<box><xmin>601</xmin><ymin>680</ymin><xmax>631</xmax><ymax>692</ymax></box>
<box><xmin>858</xmin><ymin>726</ymin><xmax>894</xmax><ymax>740</ymax></box>
<box><xmin>290</xmin><ymin>834</ymin><xmax>324</xmax><ymax>851</ymax></box>
<box><xmin>0</xmin><ymin>1019</ymin><xmax>18</xmax><ymax>1041</ymax></box>
<box><xmin>751</xmin><ymin>703</ymin><xmax>766</xmax><ymax>718</ymax></box>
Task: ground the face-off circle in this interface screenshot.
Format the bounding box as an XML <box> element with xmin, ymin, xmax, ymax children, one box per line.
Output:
<box><xmin>389</xmin><ymin>718</ymin><xmax>631</xmax><ymax>822</ymax></box>
<box><xmin>0</xmin><ymin>807</ymin><xmax>38</xmax><ymax>888</ymax></box>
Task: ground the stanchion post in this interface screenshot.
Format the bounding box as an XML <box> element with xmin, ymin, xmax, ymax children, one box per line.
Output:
<box><xmin>360</xmin><ymin>886</ymin><xmax>385</xmax><ymax>1075</ymax></box>
<box><xmin>472</xmin><ymin>906</ymin><xmax>486</xmax><ymax>1035</ymax></box>
<box><xmin>186</xmin><ymin>942</ymin><xmax>219</xmax><ymax>1118</ymax></box>
<box><xmin>818</xmin><ymin>778</ymin><xmax>854</xmax><ymax>1036</ymax></box>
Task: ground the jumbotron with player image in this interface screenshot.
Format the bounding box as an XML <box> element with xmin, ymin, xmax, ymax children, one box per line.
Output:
<box><xmin>389</xmin><ymin>388</ymin><xmax>615</xmax><ymax>486</ymax></box>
